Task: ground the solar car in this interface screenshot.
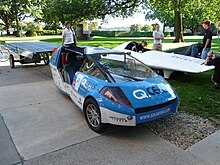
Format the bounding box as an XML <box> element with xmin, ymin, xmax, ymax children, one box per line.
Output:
<box><xmin>50</xmin><ymin>46</ymin><xmax>179</xmax><ymax>132</ymax></box>
<box><xmin>5</xmin><ymin>41</ymin><xmax>60</xmax><ymax>68</ymax></box>
<box><xmin>114</xmin><ymin>42</ymin><xmax>214</xmax><ymax>78</ymax></box>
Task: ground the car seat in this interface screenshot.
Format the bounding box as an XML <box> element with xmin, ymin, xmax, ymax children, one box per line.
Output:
<box><xmin>63</xmin><ymin>52</ymin><xmax>82</xmax><ymax>84</ymax></box>
<box><xmin>61</xmin><ymin>52</ymin><xmax>68</xmax><ymax>68</ymax></box>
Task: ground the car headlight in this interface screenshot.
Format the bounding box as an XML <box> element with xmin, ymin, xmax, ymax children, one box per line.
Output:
<box><xmin>100</xmin><ymin>86</ymin><xmax>132</xmax><ymax>108</ymax></box>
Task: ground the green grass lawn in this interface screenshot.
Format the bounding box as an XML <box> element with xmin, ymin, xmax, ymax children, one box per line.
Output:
<box><xmin>1</xmin><ymin>35</ymin><xmax>220</xmax><ymax>122</ymax></box>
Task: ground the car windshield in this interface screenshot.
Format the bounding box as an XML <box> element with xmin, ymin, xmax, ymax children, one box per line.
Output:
<box><xmin>96</xmin><ymin>53</ymin><xmax>157</xmax><ymax>82</ymax></box>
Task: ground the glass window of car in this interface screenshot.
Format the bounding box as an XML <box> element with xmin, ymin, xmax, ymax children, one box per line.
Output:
<box><xmin>80</xmin><ymin>58</ymin><xmax>107</xmax><ymax>81</ymax></box>
<box><xmin>100</xmin><ymin>53</ymin><xmax>157</xmax><ymax>82</ymax></box>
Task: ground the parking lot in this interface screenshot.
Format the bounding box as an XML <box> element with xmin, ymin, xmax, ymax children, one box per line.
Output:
<box><xmin>0</xmin><ymin>61</ymin><xmax>219</xmax><ymax>165</ymax></box>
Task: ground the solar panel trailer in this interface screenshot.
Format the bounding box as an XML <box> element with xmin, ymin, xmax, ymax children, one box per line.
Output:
<box><xmin>6</xmin><ymin>41</ymin><xmax>60</xmax><ymax>68</ymax></box>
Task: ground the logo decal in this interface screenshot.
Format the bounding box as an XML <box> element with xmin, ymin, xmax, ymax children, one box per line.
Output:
<box><xmin>74</xmin><ymin>74</ymin><xmax>84</xmax><ymax>91</ymax></box>
<box><xmin>81</xmin><ymin>79</ymin><xmax>97</xmax><ymax>90</ymax></box>
<box><xmin>133</xmin><ymin>85</ymin><xmax>168</xmax><ymax>100</ymax></box>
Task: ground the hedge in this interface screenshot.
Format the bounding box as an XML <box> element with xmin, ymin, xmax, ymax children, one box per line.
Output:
<box><xmin>92</xmin><ymin>30</ymin><xmax>171</xmax><ymax>37</ymax></box>
<box><xmin>36</xmin><ymin>30</ymin><xmax>62</xmax><ymax>35</ymax></box>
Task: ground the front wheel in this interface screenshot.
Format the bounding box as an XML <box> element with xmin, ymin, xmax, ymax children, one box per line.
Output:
<box><xmin>84</xmin><ymin>98</ymin><xmax>106</xmax><ymax>133</ymax></box>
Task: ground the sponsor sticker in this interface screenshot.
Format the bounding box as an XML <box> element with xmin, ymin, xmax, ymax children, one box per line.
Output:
<box><xmin>140</xmin><ymin>108</ymin><xmax>170</xmax><ymax>120</ymax></box>
<box><xmin>81</xmin><ymin>79</ymin><xmax>97</xmax><ymax>90</ymax></box>
<box><xmin>109</xmin><ymin>116</ymin><xmax>128</xmax><ymax>123</ymax></box>
<box><xmin>74</xmin><ymin>74</ymin><xmax>84</xmax><ymax>91</ymax></box>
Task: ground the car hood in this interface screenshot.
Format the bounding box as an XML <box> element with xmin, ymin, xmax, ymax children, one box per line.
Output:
<box><xmin>118</xmin><ymin>76</ymin><xmax>177</xmax><ymax>109</ymax></box>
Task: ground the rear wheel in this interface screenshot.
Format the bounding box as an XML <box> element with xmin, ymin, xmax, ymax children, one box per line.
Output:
<box><xmin>9</xmin><ymin>54</ymin><xmax>15</xmax><ymax>68</ymax></box>
<box><xmin>84</xmin><ymin>98</ymin><xmax>106</xmax><ymax>133</ymax></box>
<box><xmin>0</xmin><ymin>48</ymin><xmax>10</xmax><ymax>62</ymax></box>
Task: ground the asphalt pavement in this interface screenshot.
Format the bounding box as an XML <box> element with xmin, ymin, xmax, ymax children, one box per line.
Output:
<box><xmin>0</xmin><ymin>60</ymin><xmax>219</xmax><ymax>165</ymax></box>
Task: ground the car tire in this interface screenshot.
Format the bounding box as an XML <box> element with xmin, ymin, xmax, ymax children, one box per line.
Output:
<box><xmin>9</xmin><ymin>54</ymin><xmax>15</xmax><ymax>68</ymax></box>
<box><xmin>84</xmin><ymin>98</ymin><xmax>106</xmax><ymax>133</ymax></box>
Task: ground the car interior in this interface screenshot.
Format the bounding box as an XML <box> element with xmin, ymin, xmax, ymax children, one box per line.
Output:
<box><xmin>58</xmin><ymin>49</ymin><xmax>85</xmax><ymax>84</ymax></box>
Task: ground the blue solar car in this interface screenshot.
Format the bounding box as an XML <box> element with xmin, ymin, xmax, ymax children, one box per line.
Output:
<box><xmin>50</xmin><ymin>46</ymin><xmax>178</xmax><ymax>132</ymax></box>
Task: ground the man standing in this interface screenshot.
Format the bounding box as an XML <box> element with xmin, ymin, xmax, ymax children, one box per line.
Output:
<box><xmin>152</xmin><ymin>24</ymin><xmax>164</xmax><ymax>51</ymax></box>
<box><xmin>201</xmin><ymin>20</ymin><xmax>212</xmax><ymax>59</ymax></box>
<box><xmin>62</xmin><ymin>21</ymin><xmax>77</xmax><ymax>47</ymax></box>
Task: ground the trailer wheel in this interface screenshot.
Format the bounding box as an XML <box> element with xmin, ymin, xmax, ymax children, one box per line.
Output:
<box><xmin>9</xmin><ymin>54</ymin><xmax>15</xmax><ymax>68</ymax></box>
<box><xmin>41</xmin><ymin>53</ymin><xmax>49</xmax><ymax>65</ymax></box>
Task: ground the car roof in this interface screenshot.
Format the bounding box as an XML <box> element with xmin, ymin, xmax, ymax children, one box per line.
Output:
<box><xmin>64</xmin><ymin>46</ymin><xmax>127</xmax><ymax>56</ymax></box>
<box><xmin>84</xmin><ymin>46</ymin><xmax>127</xmax><ymax>56</ymax></box>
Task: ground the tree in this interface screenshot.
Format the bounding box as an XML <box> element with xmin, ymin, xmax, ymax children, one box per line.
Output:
<box><xmin>0</xmin><ymin>0</ymin><xmax>13</xmax><ymax>35</ymax></box>
<box><xmin>142</xmin><ymin>24</ymin><xmax>153</xmax><ymax>32</ymax></box>
<box><xmin>41</xmin><ymin>0</ymin><xmax>146</xmax><ymax>29</ymax></box>
<box><xmin>145</xmin><ymin>1</ymin><xmax>174</xmax><ymax>33</ymax></box>
<box><xmin>10</xmin><ymin>0</ymin><xmax>44</xmax><ymax>36</ymax></box>
<box><xmin>41</xmin><ymin>0</ymin><xmax>60</xmax><ymax>34</ymax></box>
<box><xmin>130</xmin><ymin>24</ymin><xmax>143</xmax><ymax>32</ymax></box>
<box><xmin>145</xmin><ymin>0</ymin><xmax>220</xmax><ymax>42</ymax></box>
<box><xmin>145</xmin><ymin>0</ymin><xmax>187</xmax><ymax>42</ymax></box>
<box><xmin>183</xmin><ymin>0</ymin><xmax>220</xmax><ymax>35</ymax></box>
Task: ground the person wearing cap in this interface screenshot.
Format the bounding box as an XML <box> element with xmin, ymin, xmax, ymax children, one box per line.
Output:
<box><xmin>62</xmin><ymin>21</ymin><xmax>77</xmax><ymax>47</ymax></box>
<box><xmin>201</xmin><ymin>20</ymin><xmax>212</xmax><ymax>59</ymax></box>
<box><xmin>152</xmin><ymin>24</ymin><xmax>164</xmax><ymax>51</ymax></box>
<box><xmin>205</xmin><ymin>51</ymin><xmax>220</xmax><ymax>89</ymax></box>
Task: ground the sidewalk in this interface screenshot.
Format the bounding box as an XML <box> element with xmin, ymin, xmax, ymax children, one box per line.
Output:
<box><xmin>187</xmin><ymin>130</ymin><xmax>220</xmax><ymax>165</ymax></box>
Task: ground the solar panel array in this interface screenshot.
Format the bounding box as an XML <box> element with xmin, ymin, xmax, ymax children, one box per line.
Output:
<box><xmin>6</xmin><ymin>41</ymin><xmax>61</xmax><ymax>54</ymax></box>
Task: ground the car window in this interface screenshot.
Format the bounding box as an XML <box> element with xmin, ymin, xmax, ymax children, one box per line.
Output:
<box><xmin>80</xmin><ymin>58</ymin><xmax>107</xmax><ymax>81</ymax></box>
<box><xmin>100</xmin><ymin>54</ymin><xmax>157</xmax><ymax>82</ymax></box>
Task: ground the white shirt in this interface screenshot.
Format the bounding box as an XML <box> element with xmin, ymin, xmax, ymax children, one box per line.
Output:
<box><xmin>62</xmin><ymin>28</ymin><xmax>75</xmax><ymax>44</ymax></box>
<box><xmin>153</xmin><ymin>30</ymin><xmax>164</xmax><ymax>44</ymax></box>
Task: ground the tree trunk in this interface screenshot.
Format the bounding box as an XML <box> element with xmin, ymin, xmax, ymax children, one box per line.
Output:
<box><xmin>55</xmin><ymin>20</ymin><xmax>58</xmax><ymax>35</ymax></box>
<box><xmin>173</xmin><ymin>10</ymin><xmax>184</xmax><ymax>42</ymax></box>
<box><xmin>163</xmin><ymin>22</ymin><xmax>166</xmax><ymax>33</ymax></box>
<box><xmin>4</xmin><ymin>13</ymin><xmax>10</xmax><ymax>35</ymax></box>
<box><xmin>15</xmin><ymin>7</ymin><xmax>20</xmax><ymax>37</ymax></box>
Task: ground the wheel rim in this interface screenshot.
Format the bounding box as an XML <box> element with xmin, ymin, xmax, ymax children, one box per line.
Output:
<box><xmin>44</xmin><ymin>55</ymin><xmax>48</xmax><ymax>64</ymax></box>
<box><xmin>86</xmin><ymin>104</ymin><xmax>100</xmax><ymax>128</ymax></box>
<box><xmin>0</xmin><ymin>50</ymin><xmax>9</xmax><ymax>62</ymax></box>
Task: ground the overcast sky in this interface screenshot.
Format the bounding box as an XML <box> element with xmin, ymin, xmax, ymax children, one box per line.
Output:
<box><xmin>101</xmin><ymin>12</ymin><xmax>160</xmax><ymax>28</ymax></box>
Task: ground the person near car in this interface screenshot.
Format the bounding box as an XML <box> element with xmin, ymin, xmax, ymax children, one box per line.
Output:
<box><xmin>201</xmin><ymin>20</ymin><xmax>212</xmax><ymax>59</ymax></box>
<box><xmin>62</xmin><ymin>21</ymin><xmax>77</xmax><ymax>47</ymax></box>
<box><xmin>184</xmin><ymin>43</ymin><xmax>203</xmax><ymax>57</ymax></box>
<box><xmin>125</xmin><ymin>40</ymin><xmax>150</xmax><ymax>53</ymax></box>
<box><xmin>205</xmin><ymin>51</ymin><xmax>220</xmax><ymax>89</ymax></box>
<box><xmin>152</xmin><ymin>24</ymin><xmax>164</xmax><ymax>51</ymax></box>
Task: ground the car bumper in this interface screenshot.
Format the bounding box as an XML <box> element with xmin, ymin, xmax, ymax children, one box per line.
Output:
<box><xmin>100</xmin><ymin>101</ymin><xmax>178</xmax><ymax>126</ymax></box>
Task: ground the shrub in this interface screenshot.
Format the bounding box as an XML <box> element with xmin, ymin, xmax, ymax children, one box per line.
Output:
<box><xmin>25</xmin><ymin>30</ymin><xmax>37</xmax><ymax>37</ymax></box>
<box><xmin>183</xmin><ymin>33</ymin><xmax>193</xmax><ymax>36</ymax></box>
<box><xmin>12</xmin><ymin>31</ymin><xmax>20</xmax><ymax>37</ymax></box>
